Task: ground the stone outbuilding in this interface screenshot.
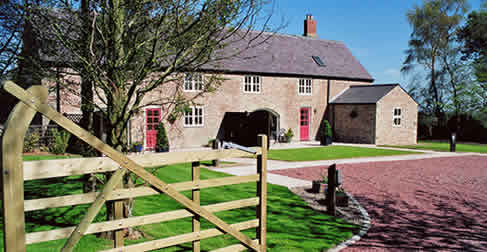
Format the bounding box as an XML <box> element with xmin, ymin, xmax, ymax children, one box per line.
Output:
<box><xmin>329</xmin><ymin>84</ymin><xmax>418</xmax><ymax>145</ymax></box>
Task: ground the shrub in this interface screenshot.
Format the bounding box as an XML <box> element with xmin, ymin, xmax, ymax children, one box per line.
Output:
<box><xmin>322</xmin><ymin>120</ymin><xmax>332</xmax><ymax>138</ymax></box>
<box><xmin>49</xmin><ymin>129</ymin><xmax>71</xmax><ymax>155</ymax></box>
<box><xmin>156</xmin><ymin>123</ymin><xmax>169</xmax><ymax>151</ymax></box>
<box><xmin>24</xmin><ymin>132</ymin><xmax>40</xmax><ymax>153</ymax></box>
<box><xmin>285</xmin><ymin>128</ymin><xmax>294</xmax><ymax>142</ymax></box>
<box><xmin>207</xmin><ymin>138</ymin><xmax>216</xmax><ymax>147</ymax></box>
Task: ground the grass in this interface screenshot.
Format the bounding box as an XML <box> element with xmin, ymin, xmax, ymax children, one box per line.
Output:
<box><xmin>383</xmin><ymin>140</ymin><xmax>487</xmax><ymax>153</ymax></box>
<box><xmin>4</xmin><ymin>161</ymin><xmax>357</xmax><ymax>251</ymax></box>
<box><xmin>23</xmin><ymin>154</ymin><xmax>80</xmax><ymax>161</ymax></box>
<box><xmin>268</xmin><ymin>145</ymin><xmax>419</xmax><ymax>161</ymax></box>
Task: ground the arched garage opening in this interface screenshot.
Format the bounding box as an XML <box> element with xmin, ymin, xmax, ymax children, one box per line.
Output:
<box><xmin>251</xmin><ymin>108</ymin><xmax>280</xmax><ymax>142</ymax></box>
<box><xmin>217</xmin><ymin>108</ymin><xmax>280</xmax><ymax>147</ymax></box>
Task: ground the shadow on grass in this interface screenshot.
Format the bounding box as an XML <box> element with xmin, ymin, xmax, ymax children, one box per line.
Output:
<box><xmin>351</xmin><ymin>191</ymin><xmax>487</xmax><ymax>251</ymax></box>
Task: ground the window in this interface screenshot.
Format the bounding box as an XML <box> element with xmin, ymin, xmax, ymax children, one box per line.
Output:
<box><xmin>184</xmin><ymin>73</ymin><xmax>204</xmax><ymax>92</ymax></box>
<box><xmin>312</xmin><ymin>56</ymin><xmax>325</xmax><ymax>67</ymax></box>
<box><xmin>243</xmin><ymin>75</ymin><xmax>261</xmax><ymax>93</ymax></box>
<box><xmin>393</xmin><ymin>107</ymin><xmax>402</xmax><ymax>126</ymax></box>
<box><xmin>298</xmin><ymin>79</ymin><xmax>312</xmax><ymax>95</ymax></box>
<box><xmin>184</xmin><ymin>106</ymin><xmax>204</xmax><ymax>127</ymax></box>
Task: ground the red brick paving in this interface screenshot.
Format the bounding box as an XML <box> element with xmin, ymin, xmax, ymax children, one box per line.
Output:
<box><xmin>271</xmin><ymin>155</ymin><xmax>487</xmax><ymax>251</ymax></box>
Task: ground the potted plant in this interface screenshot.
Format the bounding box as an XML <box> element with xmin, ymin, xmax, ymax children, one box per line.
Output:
<box><xmin>155</xmin><ymin>122</ymin><xmax>169</xmax><ymax>152</ymax></box>
<box><xmin>284</xmin><ymin>128</ymin><xmax>294</xmax><ymax>143</ymax></box>
<box><xmin>320</xmin><ymin>120</ymin><xmax>333</xmax><ymax>146</ymax></box>
<box><xmin>311</xmin><ymin>171</ymin><xmax>328</xmax><ymax>194</ymax></box>
<box><xmin>133</xmin><ymin>141</ymin><xmax>143</xmax><ymax>152</ymax></box>
<box><xmin>335</xmin><ymin>188</ymin><xmax>349</xmax><ymax>207</ymax></box>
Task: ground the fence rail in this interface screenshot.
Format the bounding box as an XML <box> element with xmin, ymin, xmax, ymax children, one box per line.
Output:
<box><xmin>1</xmin><ymin>81</ymin><xmax>268</xmax><ymax>252</ymax></box>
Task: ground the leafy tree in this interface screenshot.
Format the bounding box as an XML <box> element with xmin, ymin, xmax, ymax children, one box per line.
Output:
<box><xmin>402</xmin><ymin>0</ymin><xmax>470</xmax><ymax>133</ymax></box>
<box><xmin>458</xmin><ymin>6</ymin><xmax>487</xmax><ymax>111</ymax></box>
<box><xmin>458</xmin><ymin>7</ymin><xmax>487</xmax><ymax>60</ymax></box>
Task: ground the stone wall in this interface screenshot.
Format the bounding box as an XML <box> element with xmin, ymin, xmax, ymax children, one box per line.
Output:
<box><xmin>46</xmin><ymin>71</ymin><xmax>372</xmax><ymax>149</ymax></box>
<box><xmin>332</xmin><ymin>104</ymin><xmax>376</xmax><ymax>144</ymax></box>
<box><xmin>375</xmin><ymin>86</ymin><xmax>418</xmax><ymax>145</ymax></box>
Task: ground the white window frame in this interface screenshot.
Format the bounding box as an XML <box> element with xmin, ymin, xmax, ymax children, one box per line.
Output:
<box><xmin>393</xmin><ymin>107</ymin><xmax>402</xmax><ymax>127</ymax></box>
<box><xmin>184</xmin><ymin>73</ymin><xmax>204</xmax><ymax>92</ymax></box>
<box><xmin>184</xmin><ymin>106</ymin><xmax>204</xmax><ymax>127</ymax></box>
<box><xmin>298</xmin><ymin>79</ymin><xmax>312</xmax><ymax>95</ymax></box>
<box><xmin>243</xmin><ymin>75</ymin><xmax>261</xmax><ymax>93</ymax></box>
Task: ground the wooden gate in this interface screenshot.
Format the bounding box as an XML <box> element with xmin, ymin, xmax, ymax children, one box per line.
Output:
<box><xmin>0</xmin><ymin>81</ymin><xmax>267</xmax><ymax>251</ymax></box>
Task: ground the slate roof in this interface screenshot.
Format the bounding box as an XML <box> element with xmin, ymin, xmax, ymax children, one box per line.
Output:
<box><xmin>329</xmin><ymin>84</ymin><xmax>399</xmax><ymax>104</ymax></box>
<box><xmin>36</xmin><ymin>11</ymin><xmax>373</xmax><ymax>81</ymax></box>
<box><xmin>203</xmin><ymin>31</ymin><xmax>374</xmax><ymax>81</ymax></box>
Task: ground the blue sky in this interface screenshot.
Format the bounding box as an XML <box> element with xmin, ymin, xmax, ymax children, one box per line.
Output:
<box><xmin>268</xmin><ymin>0</ymin><xmax>484</xmax><ymax>86</ymax></box>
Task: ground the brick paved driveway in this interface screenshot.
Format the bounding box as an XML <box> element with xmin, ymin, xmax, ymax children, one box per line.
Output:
<box><xmin>271</xmin><ymin>155</ymin><xmax>487</xmax><ymax>251</ymax></box>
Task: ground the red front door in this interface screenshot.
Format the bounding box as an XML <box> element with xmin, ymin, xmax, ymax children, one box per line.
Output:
<box><xmin>300</xmin><ymin>107</ymin><xmax>310</xmax><ymax>141</ymax></box>
<box><xmin>146</xmin><ymin>108</ymin><xmax>161</xmax><ymax>150</ymax></box>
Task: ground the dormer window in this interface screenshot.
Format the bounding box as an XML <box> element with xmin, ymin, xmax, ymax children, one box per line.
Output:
<box><xmin>184</xmin><ymin>73</ymin><xmax>203</xmax><ymax>92</ymax></box>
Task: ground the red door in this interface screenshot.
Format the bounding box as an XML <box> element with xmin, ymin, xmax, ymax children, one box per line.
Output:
<box><xmin>146</xmin><ymin>108</ymin><xmax>161</xmax><ymax>150</ymax></box>
<box><xmin>300</xmin><ymin>107</ymin><xmax>310</xmax><ymax>141</ymax></box>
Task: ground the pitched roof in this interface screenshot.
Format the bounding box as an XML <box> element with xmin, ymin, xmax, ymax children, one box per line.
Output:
<box><xmin>203</xmin><ymin>31</ymin><xmax>374</xmax><ymax>81</ymax></box>
<box><xmin>329</xmin><ymin>84</ymin><xmax>399</xmax><ymax>104</ymax></box>
<box><xmin>36</xmin><ymin>10</ymin><xmax>373</xmax><ymax>81</ymax></box>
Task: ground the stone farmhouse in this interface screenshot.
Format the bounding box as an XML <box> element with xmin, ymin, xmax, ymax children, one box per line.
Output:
<box><xmin>45</xmin><ymin>14</ymin><xmax>418</xmax><ymax>150</ymax></box>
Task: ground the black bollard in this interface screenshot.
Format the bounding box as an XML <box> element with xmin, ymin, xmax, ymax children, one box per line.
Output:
<box><xmin>450</xmin><ymin>132</ymin><xmax>456</xmax><ymax>152</ymax></box>
<box><xmin>327</xmin><ymin>164</ymin><xmax>337</xmax><ymax>216</ymax></box>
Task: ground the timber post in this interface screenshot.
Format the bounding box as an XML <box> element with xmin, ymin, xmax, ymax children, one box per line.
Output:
<box><xmin>192</xmin><ymin>161</ymin><xmax>201</xmax><ymax>252</ymax></box>
<box><xmin>256</xmin><ymin>134</ymin><xmax>268</xmax><ymax>251</ymax></box>
<box><xmin>1</xmin><ymin>85</ymin><xmax>48</xmax><ymax>252</ymax></box>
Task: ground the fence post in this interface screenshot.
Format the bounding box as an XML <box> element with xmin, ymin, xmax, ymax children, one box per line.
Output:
<box><xmin>257</xmin><ymin>134</ymin><xmax>268</xmax><ymax>251</ymax></box>
<box><xmin>1</xmin><ymin>85</ymin><xmax>48</xmax><ymax>252</ymax></box>
<box><xmin>114</xmin><ymin>181</ymin><xmax>124</xmax><ymax>248</ymax></box>
<box><xmin>192</xmin><ymin>161</ymin><xmax>201</xmax><ymax>252</ymax></box>
<box><xmin>327</xmin><ymin>164</ymin><xmax>337</xmax><ymax>216</ymax></box>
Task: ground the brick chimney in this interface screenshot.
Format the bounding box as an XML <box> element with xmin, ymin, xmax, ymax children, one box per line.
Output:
<box><xmin>304</xmin><ymin>14</ymin><xmax>317</xmax><ymax>38</ymax></box>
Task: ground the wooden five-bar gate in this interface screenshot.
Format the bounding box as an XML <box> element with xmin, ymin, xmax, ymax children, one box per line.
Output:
<box><xmin>0</xmin><ymin>81</ymin><xmax>268</xmax><ymax>251</ymax></box>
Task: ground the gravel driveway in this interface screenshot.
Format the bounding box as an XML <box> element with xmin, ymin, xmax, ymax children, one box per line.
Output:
<box><xmin>271</xmin><ymin>155</ymin><xmax>487</xmax><ymax>251</ymax></box>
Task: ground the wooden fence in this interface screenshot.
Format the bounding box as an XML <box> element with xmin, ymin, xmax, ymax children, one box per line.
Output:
<box><xmin>0</xmin><ymin>81</ymin><xmax>267</xmax><ymax>252</ymax></box>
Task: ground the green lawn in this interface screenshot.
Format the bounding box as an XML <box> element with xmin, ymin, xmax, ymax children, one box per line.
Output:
<box><xmin>268</xmin><ymin>146</ymin><xmax>419</xmax><ymax>161</ymax></box>
<box><xmin>5</xmin><ymin>161</ymin><xmax>357</xmax><ymax>251</ymax></box>
<box><xmin>383</xmin><ymin>140</ymin><xmax>487</xmax><ymax>153</ymax></box>
<box><xmin>23</xmin><ymin>154</ymin><xmax>81</xmax><ymax>161</ymax></box>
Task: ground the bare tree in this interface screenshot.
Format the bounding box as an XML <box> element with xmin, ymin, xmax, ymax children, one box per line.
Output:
<box><xmin>34</xmin><ymin>0</ymin><xmax>280</xmax><ymax>240</ymax></box>
<box><xmin>41</xmin><ymin>0</ymin><xmax>277</xmax><ymax>151</ymax></box>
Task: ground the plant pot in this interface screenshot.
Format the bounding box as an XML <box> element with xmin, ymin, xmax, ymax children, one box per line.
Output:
<box><xmin>320</xmin><ymin>136</ymin><xmax>327</xmax><ymax>146</ymax></box>
<box><xmin>320</xmin><ymin>136</ymin><xmax>333</xmax><ymax>146</ymax></box>
<box><xmin>336</xmin><ymin>191</ymin><xmax>349</xmax><ymax>207</ymax></box>
<box><xmin>312</xmin><ymin>180</ymin><xmax>327</xmax><ymax>193</ymax></box>
<box><xmin>155</xmin><ymin>146</ymin><xmax>169</xmax><ymax>153</ymax></box>
<box><xmin>134</xmin><ymin>144</ymin><xmax>143</xmax><ymax>152</ymax></box>
<box><xmin>326</xmin><ymin>136</ymin><xmax>332</xmax><ymax>145</ymax></box>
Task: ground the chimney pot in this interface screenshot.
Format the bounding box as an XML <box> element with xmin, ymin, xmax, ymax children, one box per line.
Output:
<box><xmin>304</xmin><ymin>14</ymin><xmax>317</xmax><ymax>38</ymax></box>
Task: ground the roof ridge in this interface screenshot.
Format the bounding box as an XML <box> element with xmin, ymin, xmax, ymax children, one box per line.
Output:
<box><xmin>245</xmin><ymin>29</ymin><xmax>345</xmax><ymax>44</ymax></box>
<box><xmin>349</xmin><ymin>83</ymin><xmax>399</xmax><ymax>88</ymax></box>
